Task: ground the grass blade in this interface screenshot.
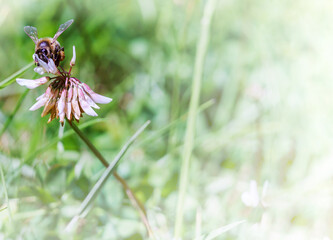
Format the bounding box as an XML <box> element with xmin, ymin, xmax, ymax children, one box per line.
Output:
<box><xmin>0</xmin><ymin>89</ymin><xmax>29</xmax><ymax>137</ymax></box>
<box><xmin>202</xmin><ymin>220</ymin><xmax>246</xmax><ymax>240</ymax></box>
<box><xmin>174</xmin><ymin>0</ymin><xmax>217</xmax><ymax>238</ymax></box>
<box><xmin>0</xmin><ymin>163</ymin><xmax>12</xmax><ymax>222</ymax></box>
<box><xmin>0</xmin><ymin>207</ymin><xmax>7</xmax><ymax>213</ymax></box>
<box><xmin>0</xmin><ymin>62</ymin><xmax>34</xmax><ymax>89</ymax></box>
<box><xmin>65</xmin><ymin>120</ymin><xmax>150</xmax><ymax>231</ymax></box>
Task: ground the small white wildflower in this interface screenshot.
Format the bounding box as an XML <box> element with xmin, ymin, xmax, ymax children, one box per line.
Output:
<box><xmin>241</xmin><ymin>180</ymin><xmax>269</xmax><ymax>208</ymax></box>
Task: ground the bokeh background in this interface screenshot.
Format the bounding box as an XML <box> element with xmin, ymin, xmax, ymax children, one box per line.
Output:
<box><xmin>1</xmin><ymin>0</ymin><xmax>333</xmax><ymax>239</ymax></box>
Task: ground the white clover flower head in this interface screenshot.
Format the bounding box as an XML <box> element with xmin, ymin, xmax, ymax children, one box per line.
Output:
<box><xmin>241</xmin><ymin>180</ymin><xmax>269</xmax><ymax>208</ymax></box>
<box><xmin>17</xmin><ymin>52</ymin><xmax>112</xmax><ymax>125</ymax></box>
<box><xmin>23</xmin><ymin>76</ymin><xmax>112</xmax><ymax>125</ymax></box>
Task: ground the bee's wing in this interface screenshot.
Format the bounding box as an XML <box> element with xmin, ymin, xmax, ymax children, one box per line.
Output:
<box><xmin>53</xmin><ymin>19</ymin><xmax>74</xmax><ymax>41</ymax></box>
<box><xmin>24</xmin><ymin>26</ymin><xmax>39</xmax><ymax>44</ymax></box>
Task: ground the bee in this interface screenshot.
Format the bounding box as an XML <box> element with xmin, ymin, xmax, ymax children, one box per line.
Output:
<box><xmin>24</xmin><ymin>19</ymin><xmax>74</xmax><ymax>67</ymax></box>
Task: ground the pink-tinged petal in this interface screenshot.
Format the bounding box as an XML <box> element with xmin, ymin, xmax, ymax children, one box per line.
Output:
<box><xmin>34</xmin><ymin>54</ymin><xmax>50</xmax><ymax>72</ymax></box>
<box><xmin>66</xmin><ymin>102</ymin><xmax>72</xmax><ymax>120</ymax></box>
<box><xmin>58</xmin><ymin>90</ymin><xmax>66</xmax><ymax>116</ymax></box>
<box><xmin>90</xmin><ymin>93</ymin><xmax>112</xmax><ymax>104</ymax></box>
<box><xmin>45</xmin><ymin>86</ymin><xmax>52</xmax><ymax>95</ymax></box>
<box><xmin>59</xmin><ymin>111</ymin><xmax>65</xmax><ymax>123</ymax></box>
<box><xmin>34</xmin><ymin>67</ymin><xmax>46</xmax><ymax>75</ymax></box>
<box><xmin>81</xmin><ymin>83</ymin><xmax>93</xmax><ymax>93</ymax></box>
<box><xmin>66</xmin><ymin>85</ymin><xmax>73</xmax><ymax>120</ymax></box>
<box><xmin>36</xmin><ymin>86</ymin><xmax>52</xmax><ymax>101</ymax></box>
<box><xmin>71</xmin><ymin>85</ymin><xmax>81</xmax><ymax>118</ymax></box>
<box><xmin>29</xmin><ymin>97</ymin><xmax>48</xmax><ymax>111</ymax></box>
<box><xmin>78</xmin><ymin>88</ymin><xmax>97</xmax><ymax>116</ymax></box>
<box><xmin>73</xmin><ymin>111</ymin><xmax>80</xmax><ymax>120</ymax></box>
<box><xmin>58</xmin><ymin>90</ymin><xmax>66</xmax><ymax>123</ymax></box>
<box><xmin>79</xmin><ymin>86</ymin><xmax>99</xmax><ymax>109</ymax></box>
<box><xmin>86</xmin><ymin>95</ymin><xmax>100</xmax><ymax>109</ymax></box>
<box><xmin>67</xmin><ymin>84</ymin><xmax>73</xmax><ymax>100</ymax></box>
<box><xmin>48</xmin><ymin>59</ymin><xmax>58</xmax><ymax>74</ymax></box>
<box><xmin>70</xmin><ymin>46</ymin><xmax>76</xmax><ymax>67</ymax></box>
<box><xmin>16</xmin><ymin>77</ymin><xmax>49</xmax><ymax>89</ymax></box>
<box><xmin>81</xmin><ymin>83</ymin><xmax>112</xmax><ymax>104</ymax></box>
<box><xmin>36</xmin><ymin>93</ymin><xmax>45</xmax><ymax>101</ymax></box>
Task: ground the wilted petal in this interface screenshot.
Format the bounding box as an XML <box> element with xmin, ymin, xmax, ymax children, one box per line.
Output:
<box><xmin>58</xmin><ymin>90</ymin><xmax>66</xmax><ymax>123</ymax></box>
<box><xmin>42</xmin><ymin>89</ymin><xmax>58</xmax><ymax>117</ymax></box>
<box><xmin>71</xmin><ymin>85</ymin><xmax>81</xmax><ymax>120</ymax></box>
<box><xmin>42</xmin><ymin>98</ymin><xmax>56</xmax><ymax>117</ymax></box>
<box><xmin>16</xmin><ymin>77</ymin><xmax>49</xmax><ymax>89</ymax></box>
<box><xmin>70</xmin><ymin>46</ymin><xmax>76</xmax><ymax>67</ymax></box>
<box><xmin>81</xmin><ymin>83</ymin><xmax>112</xmax><ymax>104</ymax></box>
<box><xmin>48</xmin><ymin>108</ymin><xmax>57</xmax><ymax>123</ymax></box>
<box><xmin>78</xmin><ymin>88</ymin><xmax>97</xmax><ymax>116</ymax></box>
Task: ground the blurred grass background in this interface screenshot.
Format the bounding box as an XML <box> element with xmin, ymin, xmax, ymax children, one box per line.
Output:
<box><xmin>1</xmin><ymin>0</ymin><xmax>333</xmax><ymax>239</ymax></box>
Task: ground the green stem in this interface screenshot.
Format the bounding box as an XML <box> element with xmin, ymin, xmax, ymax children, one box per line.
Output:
<box><xmin>67</xmin><ymin>120</ymin><xmax>155</xmax><ymax>238</ymax></box>
<box><xmin>68</xmin><ymin>121</ymin><xmax>109</xmax><ymax>167</ymax></box>
<box><xmin>174</xmin><ymin>0</ymin><xmax>216</xmax><ymax>238</ymax></box>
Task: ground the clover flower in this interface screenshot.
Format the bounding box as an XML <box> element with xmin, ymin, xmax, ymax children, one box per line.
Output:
<box><xmin>16</xmin><ymin>46</ymin><xmax>112</xmax><ymax>125</ymax></box>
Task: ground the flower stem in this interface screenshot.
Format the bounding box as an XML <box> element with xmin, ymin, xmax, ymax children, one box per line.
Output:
<box><xmin>67</xmin><ymin>120</ymin><xmax>155</xmax><ymax>238</ymax></box>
